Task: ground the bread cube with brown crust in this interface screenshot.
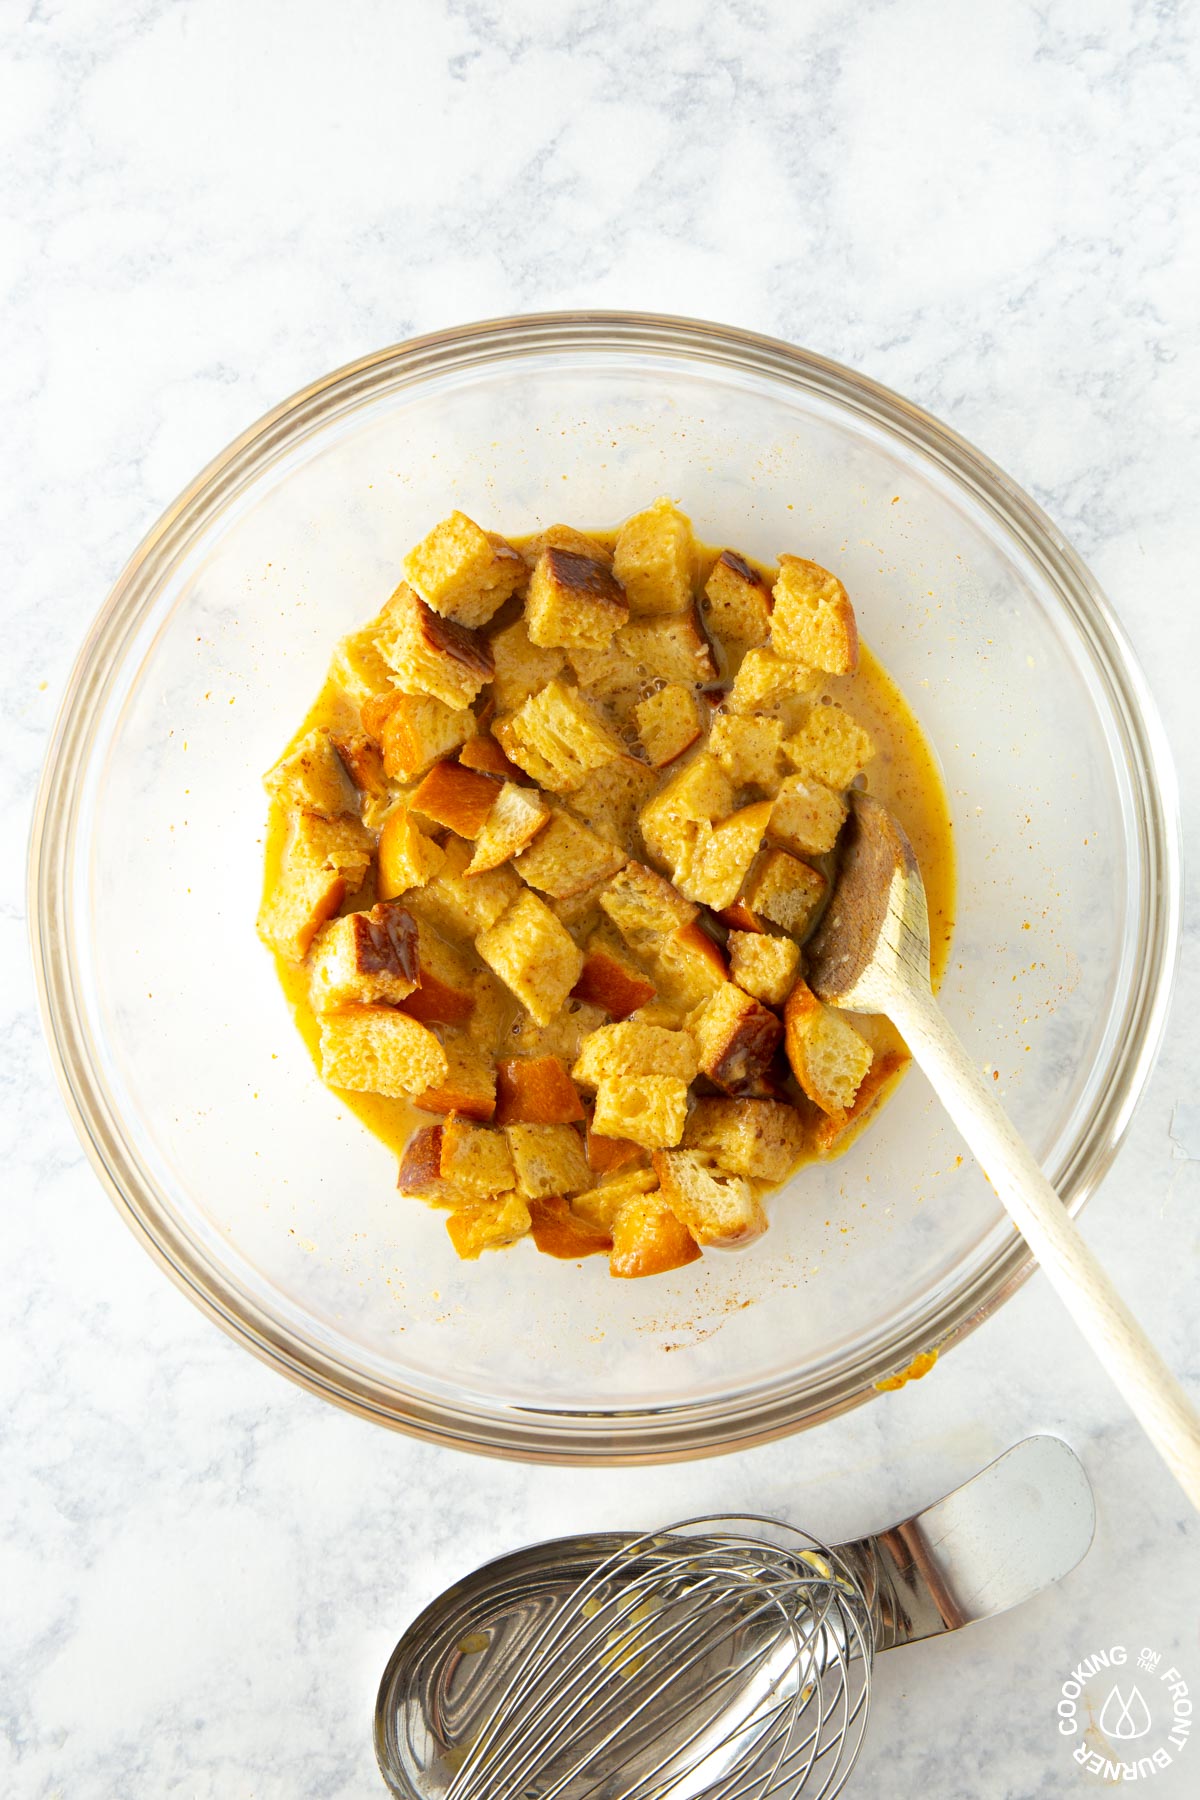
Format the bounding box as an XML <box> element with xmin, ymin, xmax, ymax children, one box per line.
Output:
<box><xmin>257</xmin><ymin>812</ymin><xmax>375</xmax><ymax>962</ymax></box>
<box><xmin>703</xmin><ymin>551</ymin><xmax>772</xmax><ymax>650</ymax></box>
<box><xmin>445</xmin><ymin>1194</ymin><xmax>532</xmax><ymax>1259</ymax></box>
<box><xmin>783</xmin><ymin>979</ymin><xmax>874</xmax><ymax>1116</ymax></box>
<box><xmin>504</xmin><ymin>1122</ymin><xmax>591</xmax><ymax>1199</ymax></box>
<box><xmin>635</xmin><ymin>683</ymin><xmax>703</xmax><ymax>768</ymax></box>
<box><xmin>376</xmin><ymin>585</ymin><xmax>495</xmax><ymax>708</ymax></box>
<box><xmin>651</xmin><ymin>1150</ymin><xmax>766</xmax><ymax>1247</ymax></box>
<box><xmin>408</xmin><ymin>836</ymin><xmax>522</xmax><ymax>941</ymax></box>
<box><xmin>649</xmin><ymin>919</ymin><xmax>730</xmax><ymax>1013</ymax></box>
<box><xmin>727</xmin><ymin>931</ymin><xmax>803</xmax><ymax>1008</ymax></box>
<box><xmin>562</xmin><ymin>758</ymin><xmax>659</xmax><ymax>849</ymax></box>
<box><xmin>318</xmin><ymin>1005</ymin><xmax>447</xmax><ymax>1099</ymax></box>
<box><xmin>742</xmin><ymin>849</ymin><xmax>827</xmax><ymax>939</ymax></box>
<box><xmin>413</xmin><ymin>1033</ymin><xmax>497</xmax><ymax>1121</ymax></box>
<box><xmin>572</xmin><ymin>1165</ymin><xmax>657</xmax><ymax>1229</ymax></box>
<box><xmin>573</xmin><ymin>1019</ymin><xmax>698</xmax><ymax>1091</ymax></box>
<box><xmin>374</xmin><ymin>693</ymin><xmax>475</xmax><ymax>781</ymax></box>
<box><xmin>409</xmin><ymin>760</ymin><xmax>502</xmax><ymax>839</ymax></box>
<box><xmin>329</xmin><ymin>626</ymin><xmax>397</xmax><ymax>709</ymax></box>
<box><xmin>676</xmin><ymin>801</ymin><xmax>773</xmax><ymax>910</ymax></box>
<box><xmin>514</xmin><ymin>811</ymin><xmax>627</xmax><ymax>900</ymax></box>
<box><xmin>308</xmin><ymin>903</ymin><xmax>419</xmax><ymax>1012</ymax></box>
<box><xmin>528</xmin><ymin>1196</ymin><xmax>612</xmax><ymax>1259</ymax></box>
<box><xmin>640</xmin><ymin>753</ymin><xmax>733</xmax><ymax>873</ymax></box>
<box><xmin>331</xmin><ymin>732</ymin><xmax>390</xmax><ymax>799</ymax></box>
<box><xmin>476</xmin><ymin>889</ymin><xmax>585</xmax><ymax>1027</ymax></box>
<box><xmin>265</xmin><ymin>728</ymin><xmax>359</xmax><ymax>818</ymax></box>
<box><xmin>612</xmin><ymin>497</ymin><xmax>696</xmax><ymax>617</ymax></box>
<box><xmin>467</xmin><ymin>781</ymin><xmax>551</xmax><ymax>875</ymax></box>
<box><xmin>598</xmin><ymin>861</ymin><xmax>698</xmax><ymax>955</ymax></box>
<box><xmin>494</xmin><ymin>1055</ymin><xmax>586</xmax><ymax>1126</ymax></box>
<box><xmin>494</xmin><ymin>680</ymin><xmax>628</xmax><ymax>793</ymax></box>
<box><xmin>487</xmin><ymin>617</ymin><xmax>566</xmax><ymax>713</ymax></box>
<box><xmin>692</xmin><ymin>983</ymin><xmax>783</xmax><ymax>1096</ymax></box>
<box><xmin>770</xmin><ymin>556</ymin><xmax>859</xmax><ymax>674</ymax></box>
<box><xmin>571</xmin><ymin>931</ymin><xmax>656</xmax><ymax>1021</ymax></box>
<box><xmin>768</xmin><ymin>776</ymin><xmax>847</xmax><ymax>857</ymax></box>
<box><xmin>585</xmin><ymin>1113</ymin><xmax>651</xmax><ymax>1176</ymax></box>
<box><xmin>617</xmin><ymin>609</ymin><xmax>716</xmax><ymax>685</ymax></box>
<box><xmin>592</xmin><ymin>1074</ymin><xmax>689</xmax><ymax>1150</ymax></box>
<box><xmin>709</xmin><ymin>713</ymin><xmax>784</xmax><ymax>793</ymax></box>
<box><xmin>810</xmin><ymin>1049</ymin><xmax>909</xmax><ymax>1154</ymax></box>
<box><xmin>729</xmin><ymin>647</ymin><xmax>823</xmax><ymax>718</ymax></box>
<box><xmin>682</xmin><ymin>1097</ymin><xmax>807</xmax><ymax>1182</ymax></box>
<box><xmin>784</xmin><ymin>702</ymin><xmax>874</xmax><ymax>789</ymax></box>
<box><xmin>526</xmin><ymin>548</ymin><xmax>629</xmax><ymax>650</ymax></box>
<box><xmin>522</xmin><ymin>523</ymin><xmax>614</xmax><ymax>567</ymax></box>
<box><xmin>609</xmin><ymin>1193</ymin><xmax>701</xmax><ymax>1279</ymax></box>
<box><xmin>458</xmin><ymin>733</ymin><xmax>523</xmax><ymax>782</ymax></box>
<box><xmin>403</xmin><ymin>511</ymin><xmax>527</xmax><ymax>629</ymax></box>
<box><xmin>398</xmin><ymin>1117</ymin><xmax>516</xmax><ymax>1202</ymax></box>
<box><xmin>399</xmin><ymin>921</ymin><xmax>477</xmax><ymax>1027</ymax></box>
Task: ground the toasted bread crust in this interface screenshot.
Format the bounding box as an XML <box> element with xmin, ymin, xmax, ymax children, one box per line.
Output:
<box><xmin>495</xmin><ymin>1055</ymin><xmax>586</xmax><ymax>1126</ymax></box>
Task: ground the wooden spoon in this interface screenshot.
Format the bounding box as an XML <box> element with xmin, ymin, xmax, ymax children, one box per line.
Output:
<box><xmin>807</xmin><ymin>791</ymin><xmax>1200</xmax><ymax>1510</ymax></box>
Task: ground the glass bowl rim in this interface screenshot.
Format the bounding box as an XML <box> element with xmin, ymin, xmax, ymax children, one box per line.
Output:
<box><xmin>28</xmin><ymin>309</ymin><xmax>1182</xmax><ymax>1464</ymax></box>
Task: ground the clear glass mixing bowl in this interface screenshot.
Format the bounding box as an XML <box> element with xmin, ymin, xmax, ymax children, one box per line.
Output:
<box><xmin>29</xmin><ymin>313</ymin><xmax>1180</xmax><ymax>1463</ymax></box>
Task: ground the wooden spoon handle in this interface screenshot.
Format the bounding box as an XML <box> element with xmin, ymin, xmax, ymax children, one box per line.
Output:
<box><xmin>887</xmin><ymin>981</ymin><xmax>1200</xmax><ymax>1511</ymax></box>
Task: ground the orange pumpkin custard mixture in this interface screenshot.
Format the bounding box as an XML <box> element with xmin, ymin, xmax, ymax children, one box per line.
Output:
<box><xmin>258</xmin><ymin>500</ymin><xmax>954</xmax><ymax>1278</ymax></box>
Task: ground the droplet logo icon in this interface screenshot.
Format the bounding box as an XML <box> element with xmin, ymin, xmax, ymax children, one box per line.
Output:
<box><xmin>1098</xmin><ymin>1683</ymin><xmax>1153</xmax><ymax>1740</ymax></box>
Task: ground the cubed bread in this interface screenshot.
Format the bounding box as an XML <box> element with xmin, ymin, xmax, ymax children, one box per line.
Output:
<box><xmin>727</xmin><ymin>931</ymin><xmax>802</xmax><ymax>1008</ymax></box>
<box><xmin>376</xmin><ymin>585</ymin><xmax>495</xmax><ymax>708</ymax></box>
<box><xmin>571</xmin><ymin>1166</ymin><xmax>658</xmax><ymax>1230</ymax></box>
<box><xmin>528</xmin><ymin>1196</ymin><xmax>613</xmax><ymax>1259</ymax></box>
<box><xmin>464</xmin><ymin>967</ymin><xmax>514</xmax><ymax>1046</ymax></box>
<box><xmin>768</xmin><ymin>776</ymin><xmax>847</xmax><ymax>857</ymax></box>
<box><xmin>651</xmin><ymin>1150</ymin><xmax>766</xmax><ymax>1246</ymax></box>
<box><xmin>728</xmin><ymin>647</ymin><xmax>822</xmax><ymax>717</ymax></box>
<box><xmin>675</xmin><ymin>801</ymin><xmax>772</xmax><ymax>910</ymax></box>
<box><xmin>649</xmin><ymin>919</ymin><xmax>730</xmax><ymax>1012</ymax></box>
<box><xmin>709</xmin><ymin>713</ymin><xmax>784</xmax><ymax>793</ymax></box>
<box><xmin>617</xmin><ymin>610</ymin><xmax>716</xmax><ymax>685</ymax></box>
<box><xmin>413</xmin><ymin>1033</ymin><xmax>497</xmax><ymax>1121</ymax></box>
<box><xmin>592</xmin><ymin>1074</ymin><xmax>689</xmax><ymax>1150</ymax></box>
<box><xmin>375</xmin><ymin>693</ymin><xmax>475</xmax><ymax>781</ymax></box>
<box><xmin>571</xmin><ymin>931</ymin><xmax>656</xmax><ymax>1020</ymax></box>
<box><xmin>308</xmin><ymin>903</ymin><xmax>419</xmax><ymax>1011</ymax></box>
<box><xmin>682</xmin><ymin>1097</ymin><xmax>807</xmax><ymax>1182</ymax></box>
<box><xmin>487</xmin><ymin>617</ymin><xmax>566</xmax><ymax>713</ymax></box>
<box><xmin>504</xmin><ymin>1122</ymin><xmax>591</xmax><ymax>1198</ymax></box>
<box><xmin>783</xmin><ymin>979</ymin><xmax>874</xmax><ymax>1116</ymax></box>
<box><xmin>458</xmin><ymin>733</ymin><xmax>522</xmax><ymax>781</ymax></box>
<box><xmin>331</xmin><ymin>732</ymin><xmax>389</xmax><ymax>798</ymax></box>
<box><xmin>609</xmin><ymin>1193</ymin><xmax>701</xmax><ymax>1279</ymax></box>
<box><xmin>770</xmin><ymin>556</ymin><xmax>859</xmax><ymax>674</ymax></box>
<box><xmin>640</xmin><ymin>753</ymin><xmax>734</xmax><ymax>873</ymax></box>
<box><xmin>409</xmin><ymin>760</ymin><xmax>503</xmax><ymax>839</ymax></box>
<box><xmin>562</xmin><ymin>758</ymin><xmax>659</xmax><ymax>849</ymax></box>
<box><xmin>702</xmin><ymin>550</ymin><xmax>772</xmax><ymax>650</ymax></box>
<box><xmin>408</xmin><ymin>836</ymin><xmax>522</xmax><ymax>941</ymax></box>
<box><xmin>550</xmin><ymin>880</ymin><xmax>609</xmax><ymax>939</ymax></box>
<box><xmin>476</xmin><ymin>890</ymin><xmax>585</xmax><ymax>1027</ymax></box>
<box><xmin>810</xmin><ymin>1049</ymin><xmax>910</xmax><ymax>1153</ymax></box>
<box><xmin>264</xmin><ymin>728</ymin><xmax>359</xmax><ymax>817</ymax></box>
<box><xmin>598</xmin><ymin>861</ymin><xmax>698</xmax><ymax>954</ymax></box>
<box><xmin>585</xmin><ymin>1114</ymin><xmax>651</xmax><ymax>1176</ymax></box>
<box><xmin>318</xmin><ymin>1005</ymin><xmax>447</xmax><ymax>1099</ymax></box>
<box><xmin>741</xmin><ymin>849</ymin><xmax>828</xmax><ymax>939</ymax></box>
<box><xmin>784</xmin><ymin>702</ymin><xmax>875</xmax><ymax>789</ymax></box>
<box><xmin>467</xmin><ymin>781</ymin><xmax>551</xmax><ymax>874</ymax></box>
<box><xmin>564</xmin><ymin>640</ymin><xmax>644</xmax><ymax>712</ymax></box>
<box><xmin>494</xmin><ymin>1055</ymin><xmax>586</xmax><ymax>1126</ymax></box>
<box><xmin>612</xmin><ymin>496</ymin><xmax>696</xmax><ymax>617</ymax></box>
<box><xmin>329</xmin><ymin>626</ymin><xmax>397</xmax><ymax>708</ymax></box>
<box><xmin>573</xmin><ymin>1020</ymin><xmax>698</xmax><ymax>1089</ymax></box>
<box><xmin>399</xmin><ymin>920</ymin><xmax>477</xmax><ymax>1027</ymax></box>
<box><xmin>513</xmin><ymin>810</ymin><xmax>627</xmax><ymax>900</ymax></box>
<box><xmin>494</xmin><ymin>680</ymin><xmax>628</xmax><ymax>793</ymax></box>
<box><xmin>257</xmin><ymin>812</ymin><xmax>375</xmax><ymax>962</ymax></box>
<box><xmin>403</xmin><ymin>511</ymin><xmax>526</xmax><ymax>629</ymax></box>
<box><xmin>526</xmin><ymin>548</ymin><xmax>629</xmax><ymax>649</ymax></box>
<box><xmin>522</xmin><ymin>523</ymin><xmax>614</xmax><ymax>567</ymax></box>
<box><xmin>506</xmin><ymin>998</ymin><xmax>607</xmax><ymax>1065</ymax></box>
<box><xmin>376</xmin><ymin>807</ymin><xmax>445</xmax><ymax>900</ymax></box>
<box><xmin>445</xmin><ymin>1194</ymin><xmax>532</xmax><ymax>1259</ymax></box>
<box><xmin>398</xmin><ymin>1117</ymin><xmax>515</xmax><ymax>1202</ymax></box>
<box><xmin>692</xmin><ymin>982</ymin><xmax>783</xmax><ymax>1095</ymax></box>
<box><xmin>635</xmin><ymin>683</ymin><xmax>703</xmax><ymax>768</ymax></box>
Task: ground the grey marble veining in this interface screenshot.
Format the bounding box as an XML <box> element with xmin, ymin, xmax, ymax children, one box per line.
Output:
<box><xmin>3</xmin><ymin>1</ymin><xmax>1198</xmax><ymax>1795</ymax></box>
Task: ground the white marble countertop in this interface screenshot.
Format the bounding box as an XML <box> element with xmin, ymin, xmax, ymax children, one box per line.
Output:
<box><xmin>4</xmin><ymin>2</ymin><xmax>1198</xmax><ymax>1795</ymax></box>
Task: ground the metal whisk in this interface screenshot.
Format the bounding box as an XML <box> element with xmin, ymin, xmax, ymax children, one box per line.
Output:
<box><xmin>376</xmin><ymin>1438</ymin><xmax>1097</xmax><ymax>1800</ymax></box>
